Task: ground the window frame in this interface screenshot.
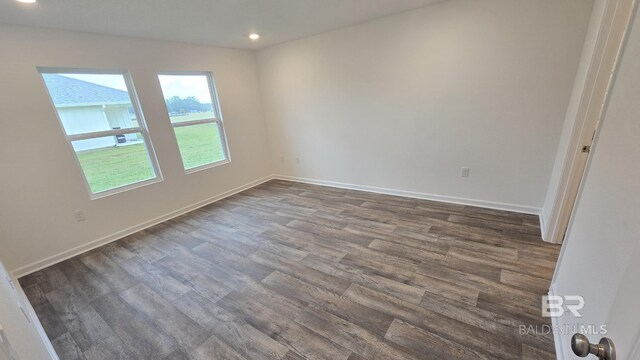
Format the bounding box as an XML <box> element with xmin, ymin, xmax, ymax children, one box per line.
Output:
<box><xmin>38</xmin><ymin>67</ymin><xmax>163</xmax><ymax>199</ymax></box>
<box><xmin>157</xmin><ymin>71</ymin><xmax>231</xmax><ymax>174</ymax></box>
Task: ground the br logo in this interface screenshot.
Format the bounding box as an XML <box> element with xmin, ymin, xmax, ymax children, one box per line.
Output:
<box><xmin>542</xmin><ymin>295</ymin><xmax>585</xmax><ymax>318</ymax></box>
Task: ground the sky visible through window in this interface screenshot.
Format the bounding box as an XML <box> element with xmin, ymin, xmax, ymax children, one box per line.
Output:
<box><xmin>158</xmin><ymin>75</ymin><xmax>213</xmax><ymax>103</ymax></box>
<box><xmin>62</xmin><ymin>74</ymin><xmax>213</xmax><ymax>104</ymax></box>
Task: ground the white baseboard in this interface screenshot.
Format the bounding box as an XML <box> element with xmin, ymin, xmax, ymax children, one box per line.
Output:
<box><xmin>539</xmin><ymin>212</ymin><xmax>547</xmax><ymax>241</ymax></box>
<box><xmin>549</xmin><ymin>283</ymin><xmax>566</xmax><ymax>360</ymax></box>
<box><xmin>13</xmin><ymin>173</ymin><xmax>545</xmax><ymax>278</ymax></box>
<box><xmin>11</xmin><ymin>175</ymin><xmax>274</xmax><ymax>278</ymax></box>
<box><xmin>273</xmin><ymin>175</ymin><xmax>542</xmax><ymax>215</ymax></box>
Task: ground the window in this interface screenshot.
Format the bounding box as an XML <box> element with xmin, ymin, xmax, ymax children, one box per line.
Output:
<box><xmin>40</xmin><ymin>69</ymin><xmax>161</xmax><ymax>198</ymax></box>
<box><xmin>158</xmin><ymin>73</ymin><xmax>230</xmax><ymax>172</ymax></box>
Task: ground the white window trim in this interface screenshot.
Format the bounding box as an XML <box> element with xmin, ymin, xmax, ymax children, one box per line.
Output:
<box><xmin>38</xmin><ymin>67</ymin><xmax>163</xmax><ymax>199</ymax></box>
<box><xmin>158</xmin><ymin>71</ymin><xmax>231</xmax><ymax>174</ymax></box>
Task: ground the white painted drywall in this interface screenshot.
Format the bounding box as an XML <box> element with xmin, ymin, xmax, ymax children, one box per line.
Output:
<box><xmin>0</xmin><ymin>24</ymin><xmax>271</xmax><ymax>273</ymax></box>
<box><xmin>257</xmin><ymin>0</ymin><xmax>593</xmax><ymax>211</ymax></box>
<box><xmin>0</xmin><ymin>260</ymin><xmax>56</xmax><ymax>360</ymax></box>
<box><xmin>552</xmin><ymin>3</ymin><xmax>640</xmax><ymax>357</ymax></box>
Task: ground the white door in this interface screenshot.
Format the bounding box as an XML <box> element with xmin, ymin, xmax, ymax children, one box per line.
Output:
<box><xmin>0</xmin><ymin>261</ymin><xmax>56</xmax><ymax>360</ymax></box>
<box><xmin>551</xmin><ymin>2</ymin><xmax>640</xmax><ymax>358</ymax></box>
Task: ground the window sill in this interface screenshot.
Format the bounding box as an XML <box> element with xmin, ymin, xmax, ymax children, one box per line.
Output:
<box><xmin>184</xmin><ymin>158</ymin><xmax>231</xmax><ymax>175</ymax></box>
<box><xmin>89</xmin><ymin>177</ymin><xmax>163</xmax><ymax>200</ymax></box>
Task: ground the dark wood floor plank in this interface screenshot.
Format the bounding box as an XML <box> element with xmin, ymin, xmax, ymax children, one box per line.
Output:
<box><xmin>92</xmin><ymin>292</ymin><xmax>178</xmax><ymax>359</ymax></box>
<box><xmin>283</xmin><ymin>350</ymin><xmax>307</xmax><ymax>360</ymax></box>
<box><xmin>186</xmin><ymin>273</ymin><xmax>235</xmax><ymax>303</ymax></box>
<box><xmin>446</xmin><ymin>247</ymin><xmax>555</xmax><ymax>280</ymax></box>
<box><xmin>34</xmin><ymin>300</ymin><xmax>69</xmax><ymax>341</ymax></box>
<box><xmin>21</xmin><ymin>180</ymin><xmax>560</xmax><ymax>360</ymax></box>
<box><xmin>521</xmin><ymin>343</ymin><xmax>557</xmax><ymax>360</ymax></box>
<box><xmin>174</xmin><ymin>291</ymin><xmax>289</xmax><ymax>359</ymax></box>
<box><xmin>190</xmin><ymin>335</ymin><xmax>248</xmax><ymax>360</ymax></box>
<box><xmin>54</xmin><ymin>259</ymin><xmax>112</xmax><ymax>303</ymax></box>
<box><xmin>476</xmin><ymin>291</ymin><xmax>550</xmax><ymax>326</ymax></box>
<box><xmin>248</xmin><ymin>277</ymin><xmax>310</xmax><ymax>313</ymax></box>
<box><xmin>150</xmin><ymin>222</ymin><xmax>205</xmax><ymax>250</ymax></box>
<box><xmin>296</xmin><ymin>304</ymin><xmax>419</xmax><ymax>360</ymax></box>
<box><xmin>340</xmin><ymin>253</ymin><xmax>480</xmax><ymax>306</ymax></box>
<box><xmin>98</xmin><ymin>242</ymin><xmax>136</xmax><ymax>264</ymax></box>
<box><xmin>385</xmin><ymin>319</ymin><xmax>486</xmax><ymax>360</ymax></box>
<box><xmin>21</xmin><ymin>283</ymin><xmax>48</xmax><ymax>307</ymax></box>
<box><xmin>341</xmin><ymin>203</ymin><xmax>447</xmax><ymax>229</ymax></box>
<box><xmin>191</xmin><ymin>242</ymin><xmax>274</xmax><ymax>281</ymax></box>
<box><xmin>418</xmin><ymin>258</ymin><xmax>542</xmax><ymax>312</ymax></box>
<box><xmin>78</xmin><ymin>252</ymin><xmax>137</xmax><ymax>293</ymax></box>
<box><xmin>344</xmin><ymin>283</ymin><xmax>521</xmax><ymax>359</ymax></box>
<box><xmin>51</xmin><ymin>333</ymin><xmax>84</xmax><ymax>360</ymax></box>
<box><xmin>286</xmin><ymin>219</ymin><xmax>373</xmax><ymax>247</ymax></box>
<box><xmin>118</xmin><ymin>232</ymin><xmax>169</xmax><ymax>263</ymax></box>
<box><xmin>448</xmin><ymin>214</ymin><xmax>541</xmax><ymax>236</ymax></box>
<box><xmin>300</xmin><ymin>254</ymin><xmax>426</xmax><ymax>304</ymax></box>
<box><xmin>219</xmin><ymin>291</ymin><xmax>352</xmax><ymax>360</ymax></box>
<box><xmin>420</xmin><ymin>293</ymin><xmax>554</xmax><ymax>352</ymax></box>
<box><xmin>82</xmin><ymin>335</ymin><xmax>137</xmax><ymax>360</ymax></box>
<box><xmin>261</xmin><ymin>270</ymin><xmax>346</xmax><ymax>307</ymax></box>
<box><xmin>44</xmin><ymin>281</ymin><xmax>91</xmax><ymax>315</ymax></box>
<box><xmin>120</xmin><ymin>284</ymin><xmax>209</xmax><ymax>353</ymax></box>
<box><xmin>368</xmin><ymin>239</ymin><xmax>447</xmax><ymax>263</ymax></box>
<box><xmin>119</xmin><ymin>256</ymin><xmax>191</xmax><ymax>302</ymax></box>
<box><xmin>250</xmin><ymin>250</ymin><xmax>351</xmax><ymax>294</ymax></box>
<box><xmin>500</xmin><ymin>269</ymin><xmax>551</xmax><ymax>295</ymax></box>
<box><xmin>259</xmin><ymin>227</ymin><xmax>348</xmax><ymax>262</ymax></box>
<box><xmin>58</xmin><ymin>305</ymin><xmax>119</xmax><ymax>353</ymax></box>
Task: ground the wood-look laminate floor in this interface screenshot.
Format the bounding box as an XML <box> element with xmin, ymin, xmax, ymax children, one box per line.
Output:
<box><xmin>20</xmin><ymin>180</ymin><xmax>561</xmax><ymax>360</ymax></box>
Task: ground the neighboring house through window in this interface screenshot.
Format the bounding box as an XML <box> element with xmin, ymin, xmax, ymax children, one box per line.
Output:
<box><xmin>40</xmin><ymin>69</ymin><xmax>161</xmax><ymax>197</ymax></box>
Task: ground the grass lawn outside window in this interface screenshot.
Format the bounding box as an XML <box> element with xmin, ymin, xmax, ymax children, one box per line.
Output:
<box><xmin>77</xmin><ymin>122</ymin><xmax>224</xmax><ymax>193</ymax></box>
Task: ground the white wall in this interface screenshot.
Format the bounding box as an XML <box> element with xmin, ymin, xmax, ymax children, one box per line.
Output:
<box><xmin>0</xmin><ymin>24</ymin><xmax>271</xmax><ymax>274</ymax></box>
<box><xmin>552</xmin><ymin>3</ymin><xmax>640</xmax><ymax>357</ymax></box>
<box><xmin>257</xmin><ymin>0</ymin><xmax>593</xmax><ymax>212</ymax></box>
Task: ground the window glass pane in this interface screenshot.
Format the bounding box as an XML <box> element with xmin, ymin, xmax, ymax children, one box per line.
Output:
<box><xmin>71</xmin><ymin>134</ymin><xmax>155</xmax><ymax>193</ymax></box>
<box><xmin>174</xmin><ymin>123</ymin><xmax>225</xmax><ymax>170</ymax></box>
<box><xmin>41</xmin><ymin>70</ymin><xmax>160</xmax><ymax>196</ymax></box>
<box><xmin>42</xmin><ymin>73</ymin><xmax>140</xmax><ymax>135</ymax></box>
<box><xmin>158</xmin><ymin>75</ymin><xmax>216</xmax><ymax>123</ymax></box>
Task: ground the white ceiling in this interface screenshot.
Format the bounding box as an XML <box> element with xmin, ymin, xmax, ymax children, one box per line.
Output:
<box><xmin>0</xmin><ymin>0</ymin><xmax>445</xmax><ymax>49</ymax></box>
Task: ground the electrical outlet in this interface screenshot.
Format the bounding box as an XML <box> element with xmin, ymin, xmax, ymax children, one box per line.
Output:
<box><xmin>296</xmin><ymin>157</ymin><xmax>300</xmax><ymax>164</ymax></box>
<box><xmin>73</xmin><ymin>210</ymin><xmax>87</xmax><ymax>222</ymax></box>
<box><xmin>461</xmin><ymin>167</ymin><xmax>470</xmax><ymax>178</ymax></box>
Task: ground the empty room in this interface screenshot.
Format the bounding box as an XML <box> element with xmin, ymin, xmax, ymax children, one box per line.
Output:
<box><xmin>1</xmin><ymin>0</ymin><xmax>639</xmax><ymax>359</ymax></box>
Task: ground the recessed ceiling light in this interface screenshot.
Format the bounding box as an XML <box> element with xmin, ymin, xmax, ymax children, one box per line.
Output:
<box><xmin>16</xmin><ymin>0</ymin><xmax>37</xmax><ymax>3</ymax></box>
<box><xmin>249</xmin><ymin>33</ymin><xmax>260</xmax><ymax>41</ymax></box>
